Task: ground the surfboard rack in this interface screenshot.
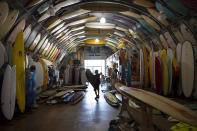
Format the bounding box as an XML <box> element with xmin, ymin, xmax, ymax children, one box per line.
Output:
<box><xmin>115</xmin><ymin>83</ymin><xmax>197</xmax><ymax>130</ymax></box>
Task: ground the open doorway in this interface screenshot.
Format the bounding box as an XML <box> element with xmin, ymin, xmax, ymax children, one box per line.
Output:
<box><xmin>84</xmin><ymin>60</ymin><xmax>105</xmax><ymax>75</ymax></box>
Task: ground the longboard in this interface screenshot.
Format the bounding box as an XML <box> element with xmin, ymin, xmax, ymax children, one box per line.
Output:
<box><xmin>35</xmin><ymin>62</ymin><xmax>43</xmax><ymax>88</ymax></box>
<box><xmin>0</xmin><ymin>10</ymin><xmax>19</xmax><ymax>40</ymax></box>
<box><xmin>147</xmin><ymin>8</ymin><xmax>169</xmax><ymax>26</ymax></box>
<box><xmin>155</xmin><ymin>1</ymin><xmax>176</xmax><ymax>21</ymax></box>
<box><xmin>38</xmin><ymin>59</ymin><xmax>48</xmax><ymax>91</ymax></box>
<box><xmin>34</xmin><ymin>35</ymin><xmax>47</xmax><ymax>54</ymax></box>
<box><xmin>143</xmin><ymin>46</ymin><xmax>148</xmax><ymax>88</ymax></box>
<box><xmin>13</xmin><ymin>31</ymin><xmax>26</xmax><ymax>113</ymax></box>
<box><xmin>160</xmin><ymin>50</ymin><xmax>168</xmax><ymax>96</ymax></box>
<box><xmin>132</xmin><ymin>0</ymin><xmax>154</xmax><ymax>7</ymax></box>
<box><xmin>141</xmin><ymin>15</ymin><xmax>160</xmax><ymax>31</ymax></box>
<box><xmin>163</xmin><ymin>0</ymin><xmax>189</xmax><ymax>16</ymax></box>
<box><xmin>137</xmin><ymin>18</ymin><xmax>156</xmax><ymax>33</ymax></box>
<box><xmin>115</xmin><ymin>83</ymin><xmax>197</xmax><ymax>127</ymax></box>
<box><xmin>176</xmin><ymin>44</ymin><xmax>182</xmax><ymax>96</ymax></box>
<box><xmin>181</xmin><ymin>41</ymin><xmax>194</xmax><ymax>98</ymax></box>
<box><xmin>25</xmin><ymin>0</ymin><xmax>44</xmax><ymax>8</ymax></box>
<box><xmin>38</xmin><ymin>38</ymin><xmax>49</xmax><ymax>54</ymax></box>
<box><xmin>23</xmin><ymin>24</ymin><xmax>32</xmax><ymax>43</ymax></box>
<box><xmin>166</xmin><ymin>55</ymin><xmax>172</xmax><ymax>95</ymax></box>
<box><xmin>38</xmin><ymin>0</ymin><xmax>80</xmax><ymax>22</ymax></box>
<box><xmin>180</xmin><ymin>23</ymin><xmax>196</xmax><ymax>45</ymax></box>
<box><xmin>7</xmin><ymin>19</ymin><xmax>26</xmax><ymax>45</ymax></box>
<box><xmin>155</xmin><ymin>57</ymin><xmax>162</xmax><ymax>94</ymax></box>
<box><xmin>29</xmin><ymin>33</ymin><xmax>41</xmax><ymax>51</ymax></box>
<box><xmin>140</xmin><ymin>49</ymin><xmax>144</xmax><ymax>88</ymax></box>
<box><xmin>164</xmin><ymin>32</ymin><xmax>176</xmax><ymax>49</ymax></box>
<box><xmin>0</xmin><ymin>2</ymin><xmax>9</xmax><ymax>25</ymax></box>
<box><xmin>0</xmin><ymin>42</ymin><xmax>7</xmax><ymax>68</ymax></box>
<box><xmin>1</xmin><ymin>65</ymin><xmax>16</xmax><ymax>120</ymax></box>
<box><xmin>60</xmin><ymin>9</ymin><xmax>90</xmax><ymax>20</ymax></box>
<box><xmin>170</xmin><ymin>26</ymin><xmax>184</xmax><ymax>44</ymax></box>
<box><xmin>25</xmin><ymin>25</ymin><xmax>40</xmax><ymax>48</ymax></box>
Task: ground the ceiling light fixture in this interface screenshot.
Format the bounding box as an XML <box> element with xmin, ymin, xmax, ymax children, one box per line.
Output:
<box><xmin>95</xmin><ymin>38</ymin><xmax>99</xmax><ymax>42</ymax></box>
<box><xmin>100</xmin><ymin>17</ymin><xmax>106</xmax><ymax>23</ymax></box>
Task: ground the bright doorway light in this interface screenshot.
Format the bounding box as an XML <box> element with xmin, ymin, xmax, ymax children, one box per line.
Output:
<box><xmin>95</xmin><ymin>38</ymin><xmax>99</xmax><ymax>42</ymax></box>
<box><xmin>100</xmin><ymin>17</ymin><xmax>106</xmax><ymax>23</ymax></box>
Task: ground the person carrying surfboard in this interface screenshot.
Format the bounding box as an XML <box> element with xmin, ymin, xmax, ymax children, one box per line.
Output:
<box><xmin>94</xmin><ymin>70</ymin><xmax>101</xmax><ymax>100</ymax></box>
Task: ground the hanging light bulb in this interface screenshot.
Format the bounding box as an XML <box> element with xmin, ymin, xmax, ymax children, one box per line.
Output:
<box><xmin>100</xmin><ymin>17</ymin><xmax>106</xmax><ymax>23</ymax></box>
<box><xmin>95</xmin><ymin>38</ymin><xmax>99</xmax><ymax>42</ymax></box>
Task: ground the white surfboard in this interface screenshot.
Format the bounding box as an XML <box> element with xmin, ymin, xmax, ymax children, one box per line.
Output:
<box><xmin>164</xmin><ymin>32</ymin><xmax>176</xmax><ymax>49</ymax></box>
<box><xmin>180</xmin><ymin>23</ymin><xmax>196</xmax><ymax>45</ymax></box>
<box><xmin>35</xmin><ymin>62</ymin><xmax>43</xmax><ymax>88</ymax></box>
<box><xmin>81</xmin><ymin>69</ymin><xmax>87</xmax><ymax>85</ymax></box>
<box><xmin>181</xmin><ymin>41</ymin><xmax>194</xmax><ymax>98</ymax></box>
<box><xmin>23</xmin><ymin>24</ymin><xmax>32</xmax><ymax>43</ymax></box>
<box><xmin>1</xmin><ymin>65</ymin><xmax>16</xmax><ymax>120</ymax></box>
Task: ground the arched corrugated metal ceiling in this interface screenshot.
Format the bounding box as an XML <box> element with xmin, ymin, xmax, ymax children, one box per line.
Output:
<box><xmin>6</xmin><ymin>0</ymin><xmax>195</xmax><ymax>63</ymax></box>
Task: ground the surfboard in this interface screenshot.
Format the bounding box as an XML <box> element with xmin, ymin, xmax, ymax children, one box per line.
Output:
<box><xmin>38</xmin><ymin>0</ymin><xmax>81</xmax><ymax>22</ymax></box>
<box><xmin>163</xmin><ymin>0</ymin><xmax>189</xmax><ymax>16</ymax></box>
<box><xmin>155</xmin><ymin>57</ymin><xmax>162</xmax><ymax>94</ymax></box>
<box><xmin>29</xmin><ymin>33</ymin><xmax>41</xmax><ymax>51</ymax></box>
<box><xmin>137</xmin><ymin>18</ymin><xmax>156</xmax><ymax>33</ymax></box>
<box><xmin>81</xmin><ymin>68</ymin><xmax>87</xmax><ymax>85</ymax></box>
<box><xmin>172</xmin><ymin>53</ymin><xmax>179</xmax><ymax>96</ymax></box>
<box><xmin>0</xmin><ymin>10</ymin><xmax>19</xmax><ymax>40</ymax></box>
<box><xmin>132</xmin><ymin>0</ymin><xmax>154</xmax><ymax>7</ymax></box>
<box><xmin>53</xmin><ymin>49</ymin><xmax>60</xmax><ymax>60</ymax></box>
<box><xmin>23</xmin><ymin>24</ymin><xmax>32</xmax><ymax>43</ymax></box>
<box><xmin>12</xmin><ymin>31</ymin><xmax>26</xmax><ymax>113</ymax></box>
<box><xmin>38</xmin><ymin>59</ymin><xmax>48</xmax><ymax>91</ymax></box>
<box><xmin>35</xmin><ymin>62</ymin><xmax>43</xmax><ymax>88</ymax></box>
<box><xmin>120</xmin><ymin>11</ymin><xmax>141</xmax><ymax>19</ymax></box>
<box><xmin>25</xmin><ymin>0</ymin><xmax>44</xmax><ymax>8</ymax></box>
<box><xmin>152</xmin><ymin>52</ymin><xmax>156</xmax><ymax>89</ymax></box>
<box><xmin>159</xmin><ymin>34</ymin><xmax>168</xmax><ymax>49</ymax></box>
<box><xmin>70</xmin><ymin>91</ymin><xmax>85</xmax><ymax>105</ymax></box>
<box><xmin>47</xmin><ymin>19</ymin><xmax>62</xmax><ymax>30</ymax></box>
<box><xmin>38</xmin><ymin>38</ymin><xmax>48</xmax><ymax>54</ymax></box>
<box><xmin>155</xmin><ymin>1</ymin><xmax>176</xmax><ymax>21</ymax></box>
<box><xmin>42</xmin><ymin>42</ymin><xmax>51</xmax><ymax>56</ymax></box>
<box><xmin>33</xmin><ymin>35</ymin><xmax>47</xmax><ymax>54</ymax></box>
<box><xmin>51</xmin><ymin>22</ymin><xmax>65</xmax><ymax>34</ymax></box>
<box><xmin>147</xmin><ymin>8</ymin><xmax>169</xmax><ymax>26</ymax></box>
<box><xmin>0</xmin><ymin>2</ymin><xmax>9</xmax><ymax>25</ymax></box>
<box><xmin>160</xmin><ymin>50</ymin><xmax>168</xmax><ymax>96</ymax></box>
<box><xmin>44</xmin><ymin>43</ymin><xmax>53</xmax><ymax>57</ymax></box>
<box><xmin>176</xmin><ymin>44</ymin><xmax>182</xmax><ymax>96</ymax></box>
<box><xmin>143</xmin><ymin>46</ymin><xmax>148</xmax><ymax>88</ymax></box>
<box><xmin>181</xmin><ymin>41</ymin><xmax>194</xmax><ymax>98</ymax></box>
<box><xmin>141</xmin><ymin>15</ymin><xmax>160</xmax><ymax>31</ymax></box>
<box><xmin>54</xmin><ymin>89</ymin><xmax>73</xmax><ymax>97</ymax></box>
<box><xmin>60</xmin><ymin>9</ymin><xmax>90</xmax><ymax>20</ymax></box>
<box><xmin>104</xmin><ymin>92</ymin><xmax>119</xmax><ymax>107</ymax></box>
<box><xmin>164</xmin><ymin>32</ymin><xmax>176</xmax><ymax>49</ymax></box>
<box><xmin>25</xmin><ymin>25</ymin><xmax>40</xmax><ymax>48</ymax></box>
<box><xmin>115</xmin><ymin>83</ymin><xmax>197</xmax><ymax>127</ymax></box>
<box><xmin>0</xmin><ymin>41</ymin><xmax>7</xmax><ymax>68</ymax></box>
<box><xmin>166</xmin><ymin>55</ymin><xmax>172</xmax><ymax>95</ymax></box>
<box><xmin>7</xmin><ymin>19</ymin><xmax>26</xmax><ymax>45</ymax></box>
<box><xmin>1</xmin><ymin>65</ymin><xmax>16</xmax><ymax>120</ymax></box>
<box><xmin>140</xmin><ymin>49</ymin><xmax>144</xmax><ymax>88</ymax></box>
<box><xmin>149</xmin><ymin>51</ymin><xmax>153</xmax><ymax>87</ymax></box>
<box><xmin>170</xmin><ymin>26</ymin><xmax>184</xmax><ymax>44</ymax></box>
<box><xmin>180</xmin><ymin>23</ymin><xmax>196</xmax><ymax>45</ymax></box>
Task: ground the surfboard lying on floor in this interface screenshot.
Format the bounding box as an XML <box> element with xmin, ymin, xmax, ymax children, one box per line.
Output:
<box><xmin>104</xmin><ymin>92</ymin><xmax>119</xmax><ymax>107</ymax></box>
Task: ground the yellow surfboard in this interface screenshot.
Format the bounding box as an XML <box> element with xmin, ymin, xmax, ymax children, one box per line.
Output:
<box><xmin>12</xmin><ymin>31</ymin><xmax>25</xmax><ymax>112</ymax></box>
<box><xmin>38</xmin><ymin>59</ymin><xmax>48</xmax><ymax>91</ymax></box>
<box><xmin>160</xmin><ymin>50</ymin><xmax>168</xmax><ymax>96</ymax></box>
<box><xmin>143</xmin><ymin>46</ymin><xmax>148</xmax><ymax>88</ymax></box>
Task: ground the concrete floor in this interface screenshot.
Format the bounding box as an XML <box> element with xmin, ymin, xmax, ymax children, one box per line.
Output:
<box><xmin>0</xmin><ymin>85</ymin><xmax>120</xmax><ymax>131</ymax></box>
